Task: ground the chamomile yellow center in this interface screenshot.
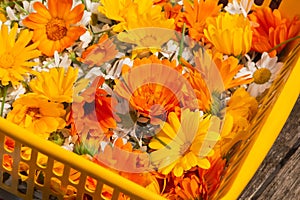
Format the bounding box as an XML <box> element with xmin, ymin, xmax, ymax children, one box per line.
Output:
<box><xmin>253</xmin><ymin>68</ymin><xmax>271</xmax><ymax>84</ymax></box>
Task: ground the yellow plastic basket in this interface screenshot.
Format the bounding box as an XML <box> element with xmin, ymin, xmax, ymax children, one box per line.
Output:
<box><xmin>0</xmin><ymin>1</ymin><xmax>300</xmax><ymax>199</ymax></box>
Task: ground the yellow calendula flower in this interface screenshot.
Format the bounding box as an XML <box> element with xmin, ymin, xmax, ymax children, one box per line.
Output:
<box><xmin>0</xmin><ymin>23</ymin><xmax>40</xmax><ymax>86</ymax></box>
<box><xmin>220</xmin><ymin>87</ymin><xmax>258</xmax><ymax>153</ymax></box>
<box><xmin>7</xmin><ymin>93</ymin><xmax>66</xmax><ymax>138</ymax></box>
<box><xmin>204</xmin><ymin>13</ymin><xmax>252</xmax><ymax>56</ymax></box>
<box><xmin>150</xmin><ymin>109</ymin><xmax>220</xmax><ymax>177</ymax></box>
<box><xmin>221</xmin><ymin>87</ymin><xmax>258</xmax><ymax>140</ymax></box>
<box><xmin>29</xmin><ymin>67</ymin><xmax>78</xmax><ymax>103</ymax></box>
<box><xmin>99</xmin><ymin>0</ymin><xmax>174</xmax><ymax>32</ymax></box>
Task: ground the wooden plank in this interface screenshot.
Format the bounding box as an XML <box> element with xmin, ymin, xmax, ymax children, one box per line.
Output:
<box><xmin>258</xmin><ymin>145</ymin><xmax>300</xmax><ymax>199</ymax></box>
<box><xmin>239</xmin><ymin>96</ymin><xmax>300</xmax><ymax>199</ymax></box>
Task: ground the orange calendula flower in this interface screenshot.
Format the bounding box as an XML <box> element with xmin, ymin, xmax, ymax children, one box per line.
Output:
<box><xmin>114</xmin><ymin>55</ymin><xmax>188</xmax><ymax>119</ymax></box>
<box><xmin>29</xmin><ymin>67</ymin><xmax>78</xmax><ymax>103</ymax></box>
<box><xmin>160</xmin><ymin>150</ymin><xmax>225</xmax><ymax>200</ymax></box>
<box><xmin>3</xmin><ymin>154</ymin><xmax>13</xmax><ymax>171</ymax></box>
<box><xmin>163</xmin><ymin>2</ymin><xmax>182</xmax><ymax>21</ymax></box>
<box><xmin>93</xmin><ymin>137</ymin><xmax>149</xmax><ymax>173</ymax></box>
<box><xmin>182</xmin><ymin>60</ymin><xmax>212</xmax><ymax>112</ymax></box>
<box><xmin>0</xmin><ymin>23</ymin><xmax>40</xmax><ymax>86</ymax></box>
<box><xmin>4</xmin><ymin>137</ymin><xmax>15</xmax><ymax>152</ymax></box>
<box><xmin>212</xmin><ymin>52</ymin><xmax>253</xmax><ymax>89</ymax></box>
<box><xmin>71</xmin><ymin>76</ymin><xmax>117</xmax><ymax>136</ymax></box>
<box><xmin>179</xmin><ymin>0</ymin><xmax>221</xmax><ymax>41</ymax></box>
<box><xmin>22</xmin><ymin>0</ymin><xmax>86</xmax><ymax>56</ymax></box>
<box><xmin>152</xmin><ymin>0</ymin><xmax>169</xmax><ymax>6</ymax></box>
<box><xmin>204</xmin><ymin>12</ymin><xmax>252</xmax><ymax>56</ymax></box>
<box><xmin>249</xmin><ymin>7</ymin><xmax>300</xmax><ymax>55</ymax></box>
<box><xmin>7</xmin><ymin>93</ymin><xmax>66</xmax><ymax>138</ymax></box>
<box><xmin>78</xmin><ymin>34</ymin><xmax>118</xmax><ymax>67</ymax></box>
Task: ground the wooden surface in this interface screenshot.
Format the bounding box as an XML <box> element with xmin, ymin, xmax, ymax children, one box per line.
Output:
<box><xmin>239</xmin><ymin>96</ymin><xmax>300</xmax><ymax>200</ymax></box>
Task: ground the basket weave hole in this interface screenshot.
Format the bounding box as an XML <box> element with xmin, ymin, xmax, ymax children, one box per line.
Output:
<box><xmin>69</xmin><ymin>168</ymin><xmax>81</xmax><ymax>184</ymax></box>
<box><xmin>33</xmin><ymin>187</ymin><xmax>43</xmax><ymax>200</ymax></box>
<box><xmin>2</xmin><ymin>154</ymin><xmax>13</xmax><ymax>171</ymax></box>
<box><xmin>49</xmin><ymin>194</ymin><xmax>59</xmax><ymax>200</ymax></box>
<box><xmin>100</xmin><ymin>184</ymin><xmax>120</xmax><ymax>200</ymax></box>
<box><xmin>34</xmin><ymin>169</ymin><xmax>45</xmax><ymax>186</ymax></box>
<box><xmin>52</xmin><ymin>160</ymin><xmax>64</xmax><ymax>176</ymax></box>
<box><xmin>49</xmin><ymin>177</ymin><xmax>77</xmax><ymax>198</ymax></box>
<box><xmin>50</xmin><ymin>177</ymin><xmax>63</xmax><ymax>195</ymax></box>
<box><xmin>21</xmin><ymin>146</ymin><xmax>32</xmax><ymax>161</ymax></box>
<box><xmin>2</xmin><ymin>172</ymin><xmax>11</xmax><ymax>186</ymax></box>
<box><xmin>36</xmin><ymin>152</ymin><xmax>48</xmax><ymax>169</ymax></box>
<box><xmin>17</xmin><ymin>180</ymin><xmax>27</xmax><ymax>195</ymax></box>
<box><xmin>83</xmin><ymin>193</ymin><xmax>93</xmax><ymax>200</ymax></box>
<box><xmin>3</xmin><ymin>137</ymin><xmax>15</xmax><ymax>152</ymax></box>
<box><xmin>65</xmin><ymin>185</ymin><xmax>77</xmax><ymax>199</ymax></box>
<box><xmin>18</xmin><ymin>161</ymin><xmax>29</xmax><ymax>181</ymax></box>
<box><xmin>85</xmin><ymin>176</ymin><xmax>97</xmax><ymax>192</ymax></box>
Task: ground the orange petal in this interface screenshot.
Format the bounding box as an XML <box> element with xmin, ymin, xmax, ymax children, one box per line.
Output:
<box><xmin>33</xmin><ymin>2</ymin><xmax>51</xmax><ymax>20</ymax></box>
<box><xmin>48</xmin><ymin>0</ymin><xmax>59</xmax><ymax>17</ymax></box>
<box><xmin>65</xmin><ymin>4</ymin><xmax>85</xmax><ymax>24</ymax></box>
<box><xmin>57</xmin><ymin>0</ymin><xmax>73</xmax><ymax>19</ymax></box>
<box><xmin>27</xmin><ymin>13</ymin><xmax>49</xmax><ymax>24</ymax></box>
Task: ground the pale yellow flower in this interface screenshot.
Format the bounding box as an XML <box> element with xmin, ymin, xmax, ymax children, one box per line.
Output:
<box><xmin>150</xmin><ymin>109</ymin><xmax>220</xmax><ymax>177</ymax></box>
<box><xmin>99</xmin><ymin>0</ymin><xmax>174</xmax><ymax>32</ymax></box>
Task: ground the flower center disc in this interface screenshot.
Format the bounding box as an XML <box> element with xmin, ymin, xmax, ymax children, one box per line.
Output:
<box><xmin>26</xmin><ymin>107</ymin><xmax>41</xmax><ymax>119</ymax></box>
<box><xmin>0</xmin><ymin>53</ymin><xmax>15</xmax><ymax>68</ymax></box>
<box><xmin>253</xmin><ymin>68</ymin><xmax>271</xmax><ymax>84</ymax></box>
<box><xmin>46</xmin><ymin>18</ymin><xmax>67</xmax><ymax>41</ymax></box>
<box><xmin>180</xmin><ymin>141</ymin><xmax>191</xmax><ymax>156</ymax></box>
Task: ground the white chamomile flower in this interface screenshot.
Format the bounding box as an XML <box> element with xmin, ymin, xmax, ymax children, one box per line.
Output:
<box><xmin>80</xmin><ymin>31</ymin><xmax>93</xmax><ymax>49</ymax></box>
<box><xmin>81</xmin><ymin>10</ymin><xmax>92</xmax><ymax>26</ymax></box>
<box><xmin>8</xmin><ymin>84</ymin><xmax>26</xmax><ymax>100</ymax></box>
<box><xmin>0</xmin><ymin>102</ymin><xmax>11</xmax><ymax>117</ymax></box>
<box><xmin>39</xmin><ymin>51</ymin><xmax>71</xmax><ymax>71</ymax></box>
<box><xmin>107</xmin><ymin>57</ymin><xmax>133</xmax><ymax>78</ymax></box>
<box><xmin>225</xmin><ymin>0</ymin><xmax>254</xmax><ymax>18</ymax></box>
<box><xmin>84</xmin><ymin>67</ymin><xmax>104</xmax><ymax>80</ymax></box>
<box><xmin>62</xmin><ymin>136</ymin><xmax>75</xmax><ymax>151</ymax></box>
<box><xmin>247</xmin><ymin>52</ymin><xmax>283</xmax><ymax>97</ymax></box>
<box><xmin>6</xmin><ymin>6</ymin><xmax>18</xmax><ymax>21</ymax></box>
<box><xmin>54</xmin><ymin>51</ymin><xmax>72</xmax><ymax>69</ymax></box>
<box><xmin>20</xmin><ymin>1</ymin><xmax>41</xmax><ymax>21</ymax></box>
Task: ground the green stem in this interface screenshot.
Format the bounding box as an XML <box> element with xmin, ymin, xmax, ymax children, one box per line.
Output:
<box><xmin>177</xmin><ymin>23</ymin><xmax>186</xmax><ymax>63</ymax></box>
<box><xmin>268</xmin><ymin>35</ymin><xmax>300</xmax><ymax>53</ymax></box>
<box><xmin>1</xmin><ymin>85</ymin><xmax>8</xmax><ymax>117</ymax></box>
<box><xmin>90</xmin><ymin>25</ymin><xmax>112</xmax><ymax>35</ymax></box>
<box><xmin>13</xmin><ymin>1</ymin><xmax>28</xmax><ymax>15</ymax></box>
<box><xmin>153</xmin><ymin>135</ymin><xmax>171</xmax><ymax>149</ymax></box>
<box><xmin>81</xmin><ymin>0</ymin><xmax>88</xmax><ymax>10</ymax></box>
